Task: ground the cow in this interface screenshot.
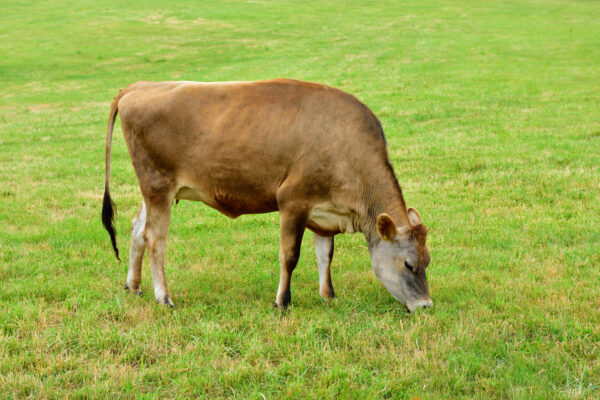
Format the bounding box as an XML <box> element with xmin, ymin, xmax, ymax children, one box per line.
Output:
<box><xmin>102</xmin><ymin>79</ymin><xmax>432</xmax><ymax>312</ymax></box>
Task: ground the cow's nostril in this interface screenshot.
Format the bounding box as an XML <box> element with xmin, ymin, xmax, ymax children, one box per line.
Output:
<box><xmin>420</xmin><ymin>300</ymin><xmax>433</xmax><ymax>309</ymax></box>
<box><xmin>407</xmin><ymin>300</ymin><xmax>432</xmax><ymax>312</ymax></box>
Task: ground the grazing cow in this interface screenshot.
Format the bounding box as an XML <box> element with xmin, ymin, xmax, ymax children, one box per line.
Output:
<box><xmin>102</xmin><ymin>79</ymin><xmax>432</xmax><ymax>311</ymax></box>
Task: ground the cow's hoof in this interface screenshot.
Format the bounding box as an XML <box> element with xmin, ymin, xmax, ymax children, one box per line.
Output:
<box><xmin>157</xmin><ymin>295</ymin><xmax>175</xmax><ymax>308</ymax></box>
<box><xmin>320</xmin><ymin>287</ymin><xmax>335</xmax><ymax>300</ymax></box>
<box><xmin>124</xmin><ymin>284</ymin><xmax>142</xmax><ymax>296</ymax></box>
<box><xmin>274</xmin><ymin>304</ymin><xmax>289</xmax><ymax>315</ymax></box>
<box><xmin>273</xmin><ymin>299</ymin><xmax>290</xmax><ymax>311</ymax></box>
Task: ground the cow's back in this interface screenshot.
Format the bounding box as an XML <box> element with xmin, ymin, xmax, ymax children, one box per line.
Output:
<box><xmin>118</xmin><ymin>79</ymin><xmax>389</xmax><ymax>217</ymax></box>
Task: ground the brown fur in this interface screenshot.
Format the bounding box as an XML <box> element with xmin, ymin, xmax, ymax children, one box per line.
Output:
<box><xmin>411</xmin><ymin>224</ymin><xmax>430</xmax><ymax>269</ymax></box>
<box><xmin>103</xmin><ymin>79</ymin><xmax>425</xmax><ymax>307</ymax></box>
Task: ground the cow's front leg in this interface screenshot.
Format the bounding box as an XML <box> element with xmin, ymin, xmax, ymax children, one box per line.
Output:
<box><xmin>274</xmin><ymin>208</ymin><xmax>308</xmax><ymax>310</ymax></box>
<box><xmin>143</xmin><ymin>198</ymin><xmax>174</xmax><ymax>307</ymax></box>
<box><xmin>314</xmin><ymin>233</ymin><xmax>335</xmax><ymax>299</ymax></box>
<box><xmin>125</xmin><ymin>202</ymin><xmax>146</xmax><ymax>295</ymax></box>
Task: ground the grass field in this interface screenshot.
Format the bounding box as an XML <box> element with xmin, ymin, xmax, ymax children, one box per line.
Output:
<box><xmin>1</xmin><ymin>0</ymin><xmax>600</xmax><ymax>398</ymax></box>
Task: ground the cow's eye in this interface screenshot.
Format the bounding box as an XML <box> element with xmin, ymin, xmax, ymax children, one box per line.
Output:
<box><xmin>404</xmin><ymin>261</ymin><xmax>414</xmax><ymax>272</ymax></box>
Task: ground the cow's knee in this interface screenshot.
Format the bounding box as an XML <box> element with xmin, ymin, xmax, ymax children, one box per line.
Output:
<box><xmin>142</xmin><ymin>226</ymin><xmax>158</xmax><ymax>252</ymax></box>
<box><xmin>280</xmin><ymin>247</ymin><xmax>300</xmax><ymax>273</ymax></box>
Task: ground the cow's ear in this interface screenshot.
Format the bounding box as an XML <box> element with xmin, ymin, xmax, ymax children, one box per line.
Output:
<box><xmin>407</xmin><ymin>208</ymin><xmax>422</xmax><ymax>226</ymax></box>
<box><xmin>377</xmin><ymin>213</ymin><xmax>397</xmax><ymax>241</ymax></box>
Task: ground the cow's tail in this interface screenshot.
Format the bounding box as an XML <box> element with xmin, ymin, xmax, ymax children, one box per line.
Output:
<box><xmin>102</xmin><ymin>91</ymin><xmax>124</xmax><ymax>261</ymax></box>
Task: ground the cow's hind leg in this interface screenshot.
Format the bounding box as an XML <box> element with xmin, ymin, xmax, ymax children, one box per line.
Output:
<box><xmin>125</xmin><ymin>202</ymin><xmax>146</xmax><ymax>295</ymax></box>
<box><xmin>143</xmin><ymin>196</ymin><xmax>175</xmax><ymax>307</ymax></box>
<box><xmin>314</xmin><ymin>233</ymin><xmax>335</xmax><ymax>299</ymax></box>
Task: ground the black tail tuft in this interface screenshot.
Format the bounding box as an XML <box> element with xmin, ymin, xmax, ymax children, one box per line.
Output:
<box><xmin>102</xmin><ymin>189</ymin><xmax>120</xmax><ymax>261</ymax></box>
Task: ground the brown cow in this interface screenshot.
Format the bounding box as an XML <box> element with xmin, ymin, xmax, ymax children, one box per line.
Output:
<box><xmin>102</xmin><ymin>79</ymin><xmax>432</xmax><ymax>312</ymax></box>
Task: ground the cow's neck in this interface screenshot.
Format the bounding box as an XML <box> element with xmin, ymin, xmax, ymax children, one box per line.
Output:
<box><xmin>357</xmin><ymin>172</ymin><xmax>410</xmax><ymax>250</ymax></box>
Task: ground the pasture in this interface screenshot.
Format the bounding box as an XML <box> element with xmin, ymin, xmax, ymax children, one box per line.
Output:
<box><xmin>1</xmin><ymin>0</ymin><xmax>599</xmax><ymax>398</ymax></box>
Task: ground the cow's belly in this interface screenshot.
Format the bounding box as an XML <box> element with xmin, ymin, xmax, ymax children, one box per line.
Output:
<box><xmin>175</xmin><ymin>186</ymin><xmax>215</xmax><ymax>205</ymax></box>
<box><xmin>308</xmin><ymin>204</ymin><xmax>356</xmax><ymax>235</ymax></box>
<box><xmin>175</xmin><ymin>184</ymin><xmax>278</xmax><ymax>218</ymax></box>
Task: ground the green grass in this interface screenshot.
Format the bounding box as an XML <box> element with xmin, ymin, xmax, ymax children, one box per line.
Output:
<box><xmin>1</xmin><ymin>0</ymin><xmax>599</xmax><ymax>398</ymax></box>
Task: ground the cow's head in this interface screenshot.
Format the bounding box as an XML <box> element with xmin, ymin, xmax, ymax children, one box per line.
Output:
<box><xmin>370</xmin><ymin>208</ymin><xmax>432</xmax><ymax>312</ymax></box>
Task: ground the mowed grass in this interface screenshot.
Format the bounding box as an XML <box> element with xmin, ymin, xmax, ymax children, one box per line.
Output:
<box><xmin>1</xmin><ymin>0</ymin><xmax>599</xmax><ymax>398</ymax></box>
